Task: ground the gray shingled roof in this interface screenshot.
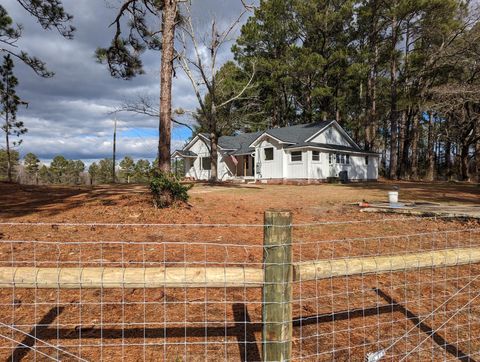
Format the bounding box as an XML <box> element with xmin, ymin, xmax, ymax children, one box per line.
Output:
<box><xmin>262</xmin><ymin>121</ymin><xmax>331</xmax><ymax>144</ymax></box>
<box><xmin>181</xmin><ymin>121</ymin><xmax>368</xmax><ymax>156</ymax></box>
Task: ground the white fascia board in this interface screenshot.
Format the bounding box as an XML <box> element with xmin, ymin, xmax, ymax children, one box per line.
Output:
<box><xmin>249</xmin><ymin>132</ymin><xmax>295</xmax><ymax>148</ymax></box>
<box><xmin>286</xmin><ymin>145</ymin><xmax>380</xmax><ymax>156</ymax></box>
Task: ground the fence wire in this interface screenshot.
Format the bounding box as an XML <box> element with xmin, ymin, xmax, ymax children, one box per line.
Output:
<box><xmin>0</xmin><ymin>219</ymin><xmax>479</xmax><ymax>361</ymax></box>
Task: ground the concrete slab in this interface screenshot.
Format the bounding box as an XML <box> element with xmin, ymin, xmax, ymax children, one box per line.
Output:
<box><xmin>360</xmin><ymin>203</ymin><xmax>480</xmax><ymax>219</ymax></box>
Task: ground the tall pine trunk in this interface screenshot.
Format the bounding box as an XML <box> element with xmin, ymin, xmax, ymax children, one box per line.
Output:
<box><xmin>410</xmin><ymin>116</ymin><xmax>420</xmax><ymax>180</ymax></box>
<box><xmin>158</xmin><ymin>0</ymin><xmax>177</xmax><ymax>173</ymax></box>
<box><xmin>389</xmin><ymin>13</ymin><xmax>398</xmax><ymax>179</ymax></box>
<box><xmin>397</xmin><ymin>110</ymin><xmax>406</xmax><ymax>178</ymax></box>
<box><xmin>365</xmin><ymin>0</ymin><xmax>378</xmax><ymax>151</ymax></box>
<box><xmin>5</xmin><ymin>112</ymin><xmax>12</xmax><ymax>182</ymax></box>
<box><xmin>460</xmin><ymin>144</ymin><xmax>469</xmax><ymax>181</ymax></box>
<box><xmin>426</xmin><ymin>112</ymin><xmax>435</xmax><ymax>181</ymax></box>
<box><xmin>476</xmin><ymin>123</ymin><xmax>480</xmax><ymax>183</ymax></box>
<box><xmin>445</xmin><ymin>140</ymin><xmax>452</xmax><ymax>180</ymax></box>
<box><xmin>476</xmin><ymin>139</ymin><xmax>480</xmax><ymax>184</ymax></box>
<box><xmin>209</xmin><ymin>101</ymin><xmax>218</xmax><ymax>182</ymax></box>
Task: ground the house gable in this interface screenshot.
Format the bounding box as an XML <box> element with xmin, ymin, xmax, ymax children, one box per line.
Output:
<box><xmin>306</xmin><ymin>121</ymin><xmax>360</xmax><ymax>149</ymax></box>
<box><xmin>249</xmin><ymin>132</ymin><xmax>295</xmax><ymax>148</ymax></box>
<box><xmin>184</xmin><ymin>135</ymin><xmax>211</xmax><ymax>156</ymax></box>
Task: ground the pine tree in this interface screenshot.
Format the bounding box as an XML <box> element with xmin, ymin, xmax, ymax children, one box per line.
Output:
<box><xmin>38</xmin><ymin>165</ymin><xmax>50</xmax><ymax>184</ymax></box>
<box><xmin>97</xmin><ymin>158</ymin><xmax>114</xmax><ymax>184</ymax></box>
<box><xmin>134</xmin><ymin>159</ymin><xmax>151</xmax><ymax>183</ymax></box>
<box><xmin>0</xmin><ymin>148</ymin><xmax>19</xmax><ymax>180</ymax></box>
<box><xmin>0</xmin><ymin>55</ymin><xmax>26</xmax><ymax>182</ymax></box>
<box><xmin>97</xmin><ymin>0</ymin><xmax>178</xmax><ymax>173</ymax></box>
<box><xmin>49</xmin><ymin>155</ymin><xmax>68</xmax><ymax>183</ymax></box>
<box><xmin>119</xmin><ymin>156</ymin><xmax>135</xmax><ymax>183</ymax></box>
<box><xmin>24</xmin><ymin>152</ymin><xmax>40</xmax><ymax>184</ymax></box>
<box><xmin>88</xmin><ymin>162</ymin><xmax>99</xmax><ymax>186</ymax></box>
<box><xmin>0</xmin><ymin>1</ymin><xmax>74</xmax><ymax>77</ymax></box>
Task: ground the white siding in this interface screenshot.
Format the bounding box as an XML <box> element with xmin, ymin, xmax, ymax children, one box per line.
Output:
<box><xmin>308</xmin><ymin>151</ymin><xmax>329</xmax><ymax>179</ymax></box>
<box><xmin>310</xmin><ymin>125</ymin><xmax>352</xmax><ymax>147</ymax></box>
<box><xmin>256</xmin><ymin>139</ymin><xmax>284</xmax><ymax>179</ymax></box>
<box><xmin>322</xmin><ymin>153</ymin><xmax>379</xmax><ymax>180</ymax></box>
<box><xmin>184</xmin><ymin>138</ymin><xmax>210</xmax><ymax>180</ymax></box>
<box><xmin>184</xmin><ymin>137</ymin><xmax>239</xmax><ymax>181</ymax></box>
<box><xmin>286</xmin><ymin>150</ymin><xmax>308</xmax><ymax>179</ymax></box>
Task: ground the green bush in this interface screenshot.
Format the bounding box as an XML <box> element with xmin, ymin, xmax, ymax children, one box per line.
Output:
<box><xmin>149</xmin><ymin>171</ymin><xmax>191</xmax><ymax>208</ymax></box>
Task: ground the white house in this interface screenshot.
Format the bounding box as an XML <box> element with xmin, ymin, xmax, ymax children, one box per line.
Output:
<box><xmin>173</xmin><ymin>121</ymin><xmax>379</xmax><ymax>182</ymax></box>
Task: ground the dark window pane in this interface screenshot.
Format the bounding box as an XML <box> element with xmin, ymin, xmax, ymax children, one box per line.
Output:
<box><xmin>291</xmin><ymin>151</ymin><xmax>302</xmax><ymax>162</ymax></box>
<box><xmin>201</xmin><ymin>157</ymin><xmax>211</xmax><ymax>170</ymax></box>
<box><xmin>264</xmin><ymin>148</ymin><xmax>274</xmax><ymax>161</ymax></box>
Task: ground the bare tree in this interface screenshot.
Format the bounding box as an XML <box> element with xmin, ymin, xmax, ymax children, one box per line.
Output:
<box><xmin>116</xmin><ymin>94</ymin><xmax>195</xmax><ymax>132</ymax></box>
<box><xmin>176</xmin><ymin>4</ymin><xmax>255</xmax><ymax>181</ymax></box>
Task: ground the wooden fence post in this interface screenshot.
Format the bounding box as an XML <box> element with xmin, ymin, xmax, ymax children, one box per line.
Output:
<box><xmin>262</xmin><ymin>210</ymin><xmax>293</xmax><ymax>362</ymax></box>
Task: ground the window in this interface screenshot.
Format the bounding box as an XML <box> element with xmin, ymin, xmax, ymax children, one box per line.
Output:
<box><xmin>331</xmin><ymin>153</ymin><xmax>350</xmax><ymax>165</ymax></box>
<box><xmin>365</xmin><ymin>156</ymin><xmax>369</xmax><ymax>165</ymax></box>
<box><xmin>201</xmin><ymin>157</ymin><xmax>211</xmax><ymax>170</ymax></box>
<box><xmin>312</xmin><ymin>151</ymin><xmax>320</xmax><ymax>161</ymax></box>
<box><xmin>291</xmin><ymin>151</ymin><xmax>302</xmax><ymax>162</ymax></box>
<box><xmin>264</xmin><ymin>148</ymin><xmax>274</xmax><ymax>161</ymax></box>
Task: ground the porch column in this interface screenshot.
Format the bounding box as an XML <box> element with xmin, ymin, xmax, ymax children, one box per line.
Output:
<box><xmin>254</xmin><ymin>150</ymin><xmax>257</xmax><ymax>181</ymax></box>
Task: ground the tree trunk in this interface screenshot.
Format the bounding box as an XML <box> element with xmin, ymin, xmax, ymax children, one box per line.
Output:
<box><xmin>410</xmin><ymin>116</ymin><xmax>420</xmax><ymax>180</ymax></box>
<box><xmin>365</xmin><ymin>2</ymin><xmax>378</xmax><ymax>152</ymax></box>
<box><xmin>426</xmin><ymin>113</ymin><xmax>435</xmax><ymax>181</ymax></box>
<box><xmin>158</xmin><ymin>0</ymin><xmax>177</xmax><ymax>173</ymax></box>
<box><xmin>476</xmin><ymin>139</ymin><xmax>480</xmax><ymax>184</ymax></box>
<box><xmin>209</xmin><ymin>99</ymin><xmax>219</xmax><ymax>182</ymax></box>
<box><xmin>389</xmin><ymin>13</ymin><xmax>398</xmax><ymax>179</ymax></box>
<box><xmin>445</xmin><ymin>140</ymin><xmax>452</xmax><ymax>180</ymax></box>
<box><xmin>476</xmin><ymin>122</ymin><xmax>480</xmax><ymax>183</ymax></box>
<box><xmin>397</xmin><ymin>110</ymin><xmax>407</xmax><ymax>178</ymax></box>
<box><xmin>460</xmin><ymin>144</ymin><xmax>469</xmax><ymax>181</ymax></box>
<box><xmin>5</xmin><ymin>111</ymin><xmax>12</xmax><ymax>183</ymax></box>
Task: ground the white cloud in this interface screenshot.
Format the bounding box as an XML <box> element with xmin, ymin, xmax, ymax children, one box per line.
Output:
<box><xmin>0</xmin><ymin>0</ymin><xmax>256</xmax><ymax>162</ymax></box>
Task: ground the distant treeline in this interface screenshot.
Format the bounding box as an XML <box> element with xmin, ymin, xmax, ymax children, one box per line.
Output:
<box><xmin>0</xmin><ymin>150</ymin><xmax>184</xmax><ymax>185</ymax></box>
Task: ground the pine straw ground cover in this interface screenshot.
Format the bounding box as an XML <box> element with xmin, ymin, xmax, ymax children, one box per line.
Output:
<box><xmin>0</xmin><ymin>181</ymin><xmax>479</xmax><ymax>361</ymax></box>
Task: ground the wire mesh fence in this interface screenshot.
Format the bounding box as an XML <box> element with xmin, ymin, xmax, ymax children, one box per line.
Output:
<box><xmin>0</xmin><ymin>215</ymin><xmax>479</xmax><ymax>361</ymax></box>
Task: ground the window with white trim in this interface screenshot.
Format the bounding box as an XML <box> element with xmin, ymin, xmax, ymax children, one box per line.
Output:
<box><xmin>331</xmin><ymin>153</ymin><xmax>350</xmax><ymax>165</ymax></box>
<box><xmin>291</xmin><ymin>151</ymin><xmax>302</xmax><ymax>162</ymax></box>
<box><xmin>365</xmin><ymin>156</ymin><xmax>369</xmax><ymax>165</ymax></box>
<box><xmin>312</xmin><ymin>151</ymin><xmax>320</xmax><ymax>161</ymax></box>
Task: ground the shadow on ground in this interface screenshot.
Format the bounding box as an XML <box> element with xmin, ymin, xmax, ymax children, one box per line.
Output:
<box><xmin>8</xmin><ymin>289</ymin><xmax>475</xmax><ymax>361</ymax></box>
<box><xmin>0</xmin><ymin>182</ymin><xmax>148</xmax><ymax>219</ymax></box>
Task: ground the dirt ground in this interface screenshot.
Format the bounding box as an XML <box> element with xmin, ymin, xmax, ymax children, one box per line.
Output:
<box><xmin>0</xmin><ymin>180</ymin><xmax>479</xmax><ymax>361</ymax></box>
